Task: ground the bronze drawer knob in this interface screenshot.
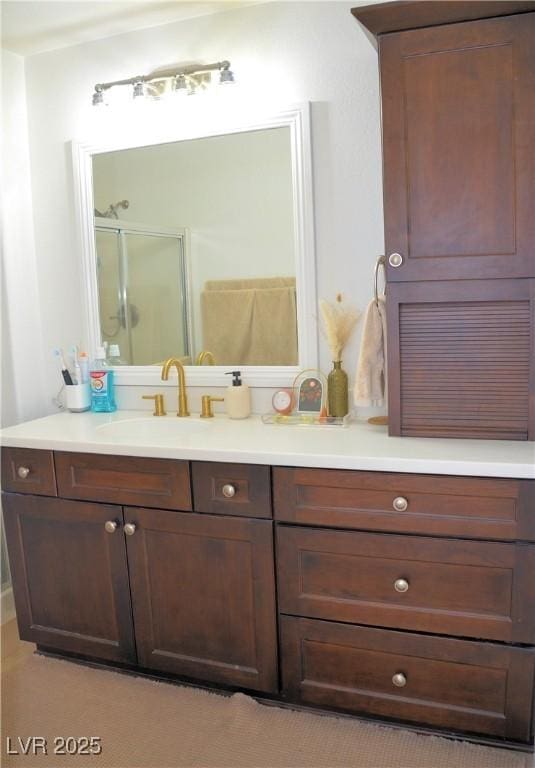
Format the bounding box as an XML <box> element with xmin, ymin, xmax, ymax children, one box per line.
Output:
<box><xmin>222</xmin><ymin>483</ymin><xmax>237</xmax><ymax>499</ymax></box>
<box><xmin>104</xmin><ymin>520</ymin><xmax>118</xmax><ymax>534</ymax></box>
<box><xmin>393</xmin><ymin>496</ymin><xmax>408</xmax><ymax>512</ymax></box>
<box><xmin>388</xmin><ymin>252</ymin><xmax>403</xmax><ymax>268</ymax></box>
<box><xmin>392</xmin><ymin>672</ymin><xmax>407</xmax><ymax>688</ymax></box>
<box><xmin>17</xmin><ymin>466</ymin><xmax>30</xmax><ymax>479</ymax></box>
<box><xmin>394</xmin><ymin>578</ymin><xmax>409</xmax><ymax>593</ymax></box>
<box><xmin>124</xmin><ymin>523</ymin><xmax>137</xmax><ymax>536</ymax></box>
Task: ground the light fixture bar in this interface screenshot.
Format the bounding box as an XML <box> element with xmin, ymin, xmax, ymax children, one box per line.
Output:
<box><xmin>92</xmin><ymin>60</ymin><xmax>233</xmax><ymax>103</ymax></box>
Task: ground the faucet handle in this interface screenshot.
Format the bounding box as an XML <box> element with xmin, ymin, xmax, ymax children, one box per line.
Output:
<box><xmin>142</xmin><ymin>394</ymin><xmax>166</xmax><ymax>416</ymax></box>
<box><xmin>200</xmin><ymin>395</ymin><xmax>224</xmax><ymax>418</ymax></box>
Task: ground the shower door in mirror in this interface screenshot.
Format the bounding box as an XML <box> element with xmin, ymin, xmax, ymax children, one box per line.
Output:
<box><xmin>95</xmin><ymin>221</ymin><xmax>190</xmax><ymax>365</ymax></box>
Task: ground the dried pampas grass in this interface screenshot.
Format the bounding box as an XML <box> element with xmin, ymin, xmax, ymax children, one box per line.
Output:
<box><xmin>319</xmin><ymin>294</ymin><xmax>361</xmax><ymax>361</ymax></box>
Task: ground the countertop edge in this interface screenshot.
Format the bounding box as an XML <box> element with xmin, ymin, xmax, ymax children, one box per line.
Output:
<box><xmin>1</xmin><ymin>433</ymin><xmax>533</xmax><ymax>480</ymax></box>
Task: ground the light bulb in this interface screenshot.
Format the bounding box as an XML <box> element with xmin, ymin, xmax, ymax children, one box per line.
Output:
<box><xmin>219</xmin><ymin>67</ymin><xmax>234</xmax><ymax>85</ymax></box>
<box><xmin>174</xmin><ymin>74</ymin><xmax>187</xmax><ymax>92</ymax></box>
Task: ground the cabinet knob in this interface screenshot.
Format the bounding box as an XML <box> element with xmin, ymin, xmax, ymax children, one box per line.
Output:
<box><xmin>393</xmin><ymin>496</ymin><xmax>408</xmax><ymax>512</ymax></box>
<box><xmin>392</xmin><ymin>672</ymin><xmax>407</xmax><ymax>688</ymax></box>
<box><xmin>124</xmin><ymin>523</ymin><xmax>137</xmax><ymax>536</ymax></box>
<box><xmin>394</xmin><ymin>578</ymin><xmax>409</xmax><ymax>593</ymax></box>
<box><xmin>388</xmin><ymin>252</ymin><xmax>403</xmax><ymax>268</ymax></box>
<box><xmin>222</xmin><ymin>483</ymin><xmax>236</xmax><ymax>499</ymax></box>
<box><xmin>104</xmin><ymin>520</ymin><xmax>118</xmax><ymax>534</ymax></box>
<box><xmin>17</xmin><ymin>466</ymin><xmax>30</xmax><ymax>479</ymax></box>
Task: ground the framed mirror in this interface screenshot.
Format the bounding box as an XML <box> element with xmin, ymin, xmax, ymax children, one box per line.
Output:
<box><xmin>72</xmin><ymin>103</ymin><xmax>316</xmax><ymax>386</ymax></box>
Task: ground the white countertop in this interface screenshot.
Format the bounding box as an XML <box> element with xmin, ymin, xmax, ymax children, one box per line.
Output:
<box><xmin>1</xmin><ymin>411</ymin><xmax>533</xmax><ymax>479</ymax></box>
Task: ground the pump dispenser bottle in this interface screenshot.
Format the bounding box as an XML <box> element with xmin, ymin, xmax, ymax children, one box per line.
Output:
<box><xmin>225</xmin><ymin>371</ymin><xmax>251</xmax><ymax>419</ymax></box>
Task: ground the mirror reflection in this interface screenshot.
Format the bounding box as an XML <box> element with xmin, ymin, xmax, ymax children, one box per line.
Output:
<box><xmin>92</xmin><ymin>127</ymin><xmax>298</xmax><ymax>367</ymax></box>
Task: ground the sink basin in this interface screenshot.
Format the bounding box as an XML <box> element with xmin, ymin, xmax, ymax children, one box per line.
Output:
<box><xmin>95</xmin><ymin>416</ymin><xmax>209</xmax><ymax>443</ymax></box>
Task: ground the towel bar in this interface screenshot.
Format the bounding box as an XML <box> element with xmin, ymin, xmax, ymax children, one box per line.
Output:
<box><xmin>374</xmin><ymin>255</ymin><xmax>386</xmax><ymax>306</ymax></box>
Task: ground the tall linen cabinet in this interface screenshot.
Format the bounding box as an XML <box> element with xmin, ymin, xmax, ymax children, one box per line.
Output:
<box><xmin>352</xmin><ymin>1</ymin><xmax>535</xmax><ymax>440</ymax></box>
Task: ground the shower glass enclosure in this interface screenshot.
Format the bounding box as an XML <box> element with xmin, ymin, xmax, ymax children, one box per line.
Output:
<box><xmin>95</xmin><ymin>219</ymin><xmax>190</xmax><ymax>365</ymax></box>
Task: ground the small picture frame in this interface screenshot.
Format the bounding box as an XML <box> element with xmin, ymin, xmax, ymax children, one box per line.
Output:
<box><xmin>293</xmin><ymin>369</ymin><xmax>328</xmax><ymax>415</ymax></box>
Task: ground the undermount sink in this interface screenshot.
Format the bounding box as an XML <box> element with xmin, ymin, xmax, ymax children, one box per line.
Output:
<box><xmin>95</xmin><ymin>416</ymin><xmax>210</xmax><ymax>442</ymax></box>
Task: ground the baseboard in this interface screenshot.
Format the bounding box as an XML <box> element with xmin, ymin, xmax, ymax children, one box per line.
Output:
<box><xmin>1</xmin><ymin>586</ymin><xmax>15</xmax><ymax>625</ymax></box>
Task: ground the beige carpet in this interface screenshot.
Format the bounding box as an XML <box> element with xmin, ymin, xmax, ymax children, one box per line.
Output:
<box><xmin>1</xmin><ymin>653</ymin><xmax>533</xmax><ymax>768</ymax></box>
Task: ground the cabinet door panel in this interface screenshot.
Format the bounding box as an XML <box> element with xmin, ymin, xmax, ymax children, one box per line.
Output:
<box><xmin>386</xmin><ymin>279</ymin><xmax>535</xmax><ymax>440</ymax></box>
<box><xmin>380</xmin><ymin>14</ymin><xmax>535</xmax><ymax>281</ymax></box>
<box><xmin>2</xmin><ymin>494</ymin><xmax>136</xmax><ymax>663</ymax></box>
<box><xmin>125</xmin><ymin>508</ymin><xmax>278</xmax><ymax>692</ymax></box>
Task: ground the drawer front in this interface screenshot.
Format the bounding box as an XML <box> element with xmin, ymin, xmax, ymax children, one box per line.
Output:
<box><xmin>277</xmin><ymin>527</ymin><xmax>535</xmax><ymax>642</ymax></box>
<box><xmin>281</xmin><ymin>616</ymin><xmax>535</xmax><ymax>742</ymax></box>
<box><xmin>274</xmin><ymin>467</ymin><xmax>534</xmax><ymax>541</ymax></box>
<box><xmin>1</xmin><ymin>448</ymin><xmax>56</xmax><ymax>496</ymax></box>
<box><xmin>55</xmin><ymin>452</ymin><xmax>191</xmax><ymax>510</ymax></box>
<box><xmin>192</xmin><ymin>462</ymin><xmax>271</xmax><ymax>518</ymax></box>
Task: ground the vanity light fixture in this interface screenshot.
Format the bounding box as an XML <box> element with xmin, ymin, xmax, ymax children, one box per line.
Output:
<box><xmin>92</xmin><ymin>60</ymin><xmax>235</xmax><ymax>105</ymax></box>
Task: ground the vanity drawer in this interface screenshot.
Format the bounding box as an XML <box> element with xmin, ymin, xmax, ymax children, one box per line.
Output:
<box><xmin>192</xmin><ymin>462</ymin><xmax>271</xmax><ymax>518</ymax></box>
<box><xmin>55</xmin><ymin>452</ymin><xmax>191</xmax><ymax>511</ymax></box>
<box><xmin>273</xmin><ymin>467</ymin><xmax>535</xmax><ymax>541</ymax></box>
<box><xmin>277</xmin><ymin>526</ymin><xmax>535</xmax><ymax>643</ymax></box>
<box><xmin>280</xmin><ymin>616</ymin><xmax>535</xmax><ymax>742</ymax></box>
<box><xmin>1</xmin><ymin>448</ymin><xmax>57</xmax><ymax>496</ymax></box>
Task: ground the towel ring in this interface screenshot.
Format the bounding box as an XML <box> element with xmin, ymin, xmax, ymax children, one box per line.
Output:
<box><xmin>374</xmin><ymin>255</ymin><xmax>386</xmax><ymax>307</ymax></box>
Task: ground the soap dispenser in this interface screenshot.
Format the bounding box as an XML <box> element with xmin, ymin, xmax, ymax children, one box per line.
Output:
<box><xmin>225</xmin><ymin>371</ymin><xmax>251</xmax><ymax>419</ymax></box>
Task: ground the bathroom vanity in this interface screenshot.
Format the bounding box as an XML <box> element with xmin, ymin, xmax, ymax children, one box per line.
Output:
<box><xmin>2</xmin><ymin>413</ymin><xmax>534</xmax><ymax>750</ymax></box>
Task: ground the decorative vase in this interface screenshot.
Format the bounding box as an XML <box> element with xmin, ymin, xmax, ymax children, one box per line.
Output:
<box><xmin>328</xmin><ymin>360</ymin><xmax>348</xmax><ymax>417</ymax></box>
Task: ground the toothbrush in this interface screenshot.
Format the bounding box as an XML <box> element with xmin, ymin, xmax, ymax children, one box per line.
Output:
<box><xmin>71</xmin><ymin>345</ymin><xmax>82</xmax><ymax>385</ymax></box>
<box><xmin>53</xmin><ymin>348</ymin><xmax>74</xmax><ymax>386</ymax></box>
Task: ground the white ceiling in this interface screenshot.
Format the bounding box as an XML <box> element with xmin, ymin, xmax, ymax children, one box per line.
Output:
<box><xmin>1</xmin><ymin>1</ymin><xmax>258</xmax><ymax>56</ymax></box>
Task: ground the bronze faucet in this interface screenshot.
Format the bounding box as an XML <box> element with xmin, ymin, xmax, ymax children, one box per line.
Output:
<box><xmin>161</xmin><ymin>357</ymin><xmax>189</xmax><ymax>416</ymax></box>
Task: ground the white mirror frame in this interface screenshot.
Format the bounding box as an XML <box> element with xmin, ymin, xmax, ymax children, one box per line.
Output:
<box><xmin>72</xmin><ymin>102</ymin><xmax>317</xmax><ymax>387</ymax></box>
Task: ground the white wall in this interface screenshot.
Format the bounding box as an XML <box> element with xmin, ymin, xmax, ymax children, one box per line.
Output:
<box><xmin>1</xmin><ymin>50</ymin><xmax>47</xmax><ymax>427</ymax></box>
<box><xmin>12</xmin><ymin>1</ymin><xmax>385</xmax><ymax>416</ymax></box>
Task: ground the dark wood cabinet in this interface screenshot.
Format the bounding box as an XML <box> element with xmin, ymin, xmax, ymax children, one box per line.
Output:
<box><xmin>379</xmin><ymin>13</ymin><xmax>535</xmax><ymax>283</ymax></box>
<box><xmin>124</xmin><ymin>508</ymin><xmax>278</xmax><ymax>692</ymax></box>
<box><xmin>353</xmin><ymin>1</ymin><xmax>535</xmax><ymax>441</ymax></box>
<box><xmin>1</xmin><ymin>448</ymin><xmax>56</xmax><ymax>496</ymax></box>
<box><xmin>3</xmin><ymin>449</ymin><xmax>534</xmax><ymax>746</ymax></box>
<box><xmin>274</xmin><ymin>466</ymin><xmax>535</xmax><ymax>541</ymax></box>
<box><xmin>55</xmin><ymin>451</ymin><xmax>191</xmax><ymax>510</ymax></box>
<box><xmin>274</xmin><ymin>464</ymin><xmax>535</xmax><ymax>744</ymax></box>
<box><xmin>2</xmin><ymin>493</ymin><xmax>136</xmax><ymax>663</ymax></box>
<box><xmin>281</xmin><ymin>616</ymin><xmax>535</xmax><ymax>742</ymax></box>
<box><xmin>192</xmin><ymin>461</ymin><xmax>272</xmax><ymax>518</ymax></box>
<box><xmin>277</xmin><ymin>526</ymin><xmax>535</xmax><ymax>643</ymax></box>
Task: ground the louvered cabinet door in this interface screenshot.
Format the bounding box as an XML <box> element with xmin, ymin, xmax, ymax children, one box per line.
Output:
<box><xmin>386</xmin><ymin>280</ymin><xmax>535</xmax><ymax>440</ymax></box>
